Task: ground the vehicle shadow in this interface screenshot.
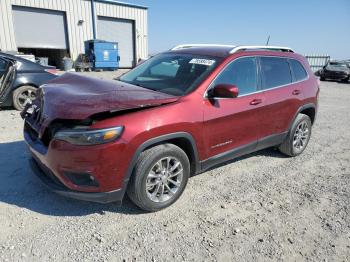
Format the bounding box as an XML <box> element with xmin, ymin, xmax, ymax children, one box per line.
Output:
<box><xmin>0</xmin><ymin>140</ymin><xmax>286</xmax><ymax>217</ymax></box>
<box><xmin>0</xmin><ymin>106</ymin><xmax>16</xmax><ymax>111</ymax></box>
<box><xmin>0</xmin><ymin>140</ymin><xmax>145</xmax><ymax>216</ymax></box>
<box><xmin>322</xmin><ymin>79</ymin><xmax>349</xmax><ymax>85</ymax></box>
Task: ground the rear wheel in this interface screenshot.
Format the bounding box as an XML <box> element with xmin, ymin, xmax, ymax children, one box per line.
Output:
<box><xmin>12</xmin><ymin>85</ymin><xmax>37</xmax><ymax>111</ymax></box>
<box><xmin>127</xmin><ymin>144</ymin><xmax>190</xmax><ymax>212</ymax></box>
<box><xmin>279</xmin><ymin>113</ymin><xmax>312</xmax><ymax>157</ymax></box>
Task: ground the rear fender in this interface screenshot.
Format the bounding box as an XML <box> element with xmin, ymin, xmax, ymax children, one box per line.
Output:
<box><xmin>288</xmin><ymin>103</ymin><xmax>316</xmax><ymax>131</ymax></box>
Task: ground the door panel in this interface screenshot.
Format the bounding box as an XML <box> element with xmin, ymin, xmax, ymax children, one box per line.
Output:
<box><xmin>0</xmin><ymin>58</ymin><xmax>9</xmax><ymax>79</ymax></box>
<box><xmin>203</xmin><ymin>94</ymin><xmax>264</xmax><ymax>158</ymax></box>
<box><xmin>259</xmin><ymin>84</ymin><xmax>303</xmax><ymax>137</ymax></box>
<box><xmin>0</xmin><ymin>65</ymin><xmax>16</xmax><ymax>102</ymax></box>
<box><xmin>258</xmin><ymin>56</ymin><xmax>304</xmax><ymax>138</ymax></box>
<box><xmin>202</xmin><ymin>56</ymin><xmax>262</xmax><ymax>159</ymax></box>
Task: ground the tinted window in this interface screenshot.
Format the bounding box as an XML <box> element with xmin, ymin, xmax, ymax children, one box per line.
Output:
<box><xmin>290</xmin><ymin>59</ymin><xmax>307</xmax><ymax>81</ymax></box>
<box><xmin>150</xmin><ymin>61</ymin><xmax>180</xmax><ymax>77</ymax></box>
<box><xmin>211</xmin><ymin>57</ymin><xmax>257</xmax><ymax>96</ymax></box>
<box><xmin>260</xmin><ymin>57</ymin><xmax>292</xmax><ymax>89</ymax></box>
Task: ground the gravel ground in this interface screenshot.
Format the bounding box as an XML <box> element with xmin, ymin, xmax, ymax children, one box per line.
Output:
<box><xmin>0</xmin><ymin>76</ymin><xmax>349</xmax><ymax>262</ymax></box>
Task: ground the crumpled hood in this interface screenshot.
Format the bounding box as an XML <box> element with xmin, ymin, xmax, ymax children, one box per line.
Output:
<box><xmin>38</xmin><ymin>72</ymin><xmax>179</xmax><ymax>121</ymax></box>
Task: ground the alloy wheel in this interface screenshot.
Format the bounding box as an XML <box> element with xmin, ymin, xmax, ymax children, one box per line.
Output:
<box><xmin>146</xmin><ymin>157</ymin><xmax>183</xmax><ymax>203</ymax></box>
<box><xmin>18</xmin><ymin>88</ymin><xmax>36</xmax><ymax>107</ymax></box>
<box><xmin>293</xmin><ymin>120</ymin><xmax>309</xmax><ymax>151</ymax></box>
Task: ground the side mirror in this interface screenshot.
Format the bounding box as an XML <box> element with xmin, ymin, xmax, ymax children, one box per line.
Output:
<box><xmin>209</xmin><ymin>84</ymin><xmax>239</xmax><ymax>98</ymax></box>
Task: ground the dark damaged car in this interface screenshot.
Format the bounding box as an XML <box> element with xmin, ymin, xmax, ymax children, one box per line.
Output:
<box><xmin>316</xmin><ymin>61</ymin><xmax>350</xmax><ymax>82</ymax></box>
<box><xmin>0</xmin><ymin>52</ymin><xmax>57</xmax><ymax>110</ymax></box>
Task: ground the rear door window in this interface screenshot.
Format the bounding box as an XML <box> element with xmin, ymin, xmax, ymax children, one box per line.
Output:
<box><xmin>289</xmin><ymin>59</ymin><xmax>308</xmax><ymax>81</ymax></box>
<box><xmin>260</xmin><ymin>57</ymin><xmax>292</xmax><ymax>89</ymax></box>
<box><xmin>211</xmin><ymin>57</ymin><xmax>258</xmax><ymax>96</ymax></box>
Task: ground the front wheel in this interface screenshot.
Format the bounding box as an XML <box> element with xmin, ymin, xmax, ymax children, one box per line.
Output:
<box><xmin>12</xmin><ymin>85</ymin><xmax>37</xmax><ymax>111</ymax></box>
<box><xmin>279</xmin><ymin>113</ymin><xmax>312</xmax><ymax>157</ymax></box>
<box><xmin>127</xmin><ymin>144</ymin><xmax>190</xmax><ymax>212</ymax></box>
<box><xmin>341</xmin><ymin>77</ymin><xmax>349</xmax><ymax>83</ymax></box>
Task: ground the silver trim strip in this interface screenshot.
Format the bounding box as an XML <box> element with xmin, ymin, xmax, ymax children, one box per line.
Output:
<box><xmin>229</xmin><ymin>45</ymin><xmax>294</xmax><ymax>54</ymax></box>
<box><xmin>171</xmin><ymin>44</ymin><xmax>236</xmax><ymax>51</ymax></box>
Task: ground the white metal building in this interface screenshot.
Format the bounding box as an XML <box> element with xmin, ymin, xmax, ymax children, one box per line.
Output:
<box><xmin>0</xmin><ymin>0</ymin><xmax>148</xmax><ymax>68</ymax></box>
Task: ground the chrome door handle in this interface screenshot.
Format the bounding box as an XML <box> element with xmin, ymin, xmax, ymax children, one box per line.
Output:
<box><xmin>292</xmin><ymin>90</ymin><xmax>301</xmax><ymax>95</ymax></box>
<box><xmin>250</xmin><ymin>99</ymin><xmax>262</xmax><ymax>105</ymax></box>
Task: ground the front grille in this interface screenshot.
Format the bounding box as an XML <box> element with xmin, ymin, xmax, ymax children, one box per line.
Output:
<box><xmin>25</xmin><ymin>122</ymin><xmax>39</xmax><ymax>141</ymax></box>
<box><xmin>24</xmin><ymin>102</ymin><xmax>45</xmax><ymax>142</ymax></box>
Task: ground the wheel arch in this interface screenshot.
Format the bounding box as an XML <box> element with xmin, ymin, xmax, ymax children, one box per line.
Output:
<box><xmin>124</xmin><ymin>132</ymin><xmax>200</xmax><ymax>187</ymax></box>
<box><xmin>300</xmin><ymin>106</ymin><xmax>316</xmax><ymax>124</ymax></box>
<box><xmin>289</xmin><ymin>103</ymin><xmax>316</xmax><ymax>130</ymax></box>
<box><xmin>12</xmin><ymin>82</ymin><xmax>39</xmax><ymax>91</ymax></box>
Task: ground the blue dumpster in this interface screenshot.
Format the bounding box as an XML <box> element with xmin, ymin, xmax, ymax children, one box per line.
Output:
<box><xmin>84</xmin><ymin>40</ymin><xmax>120</xmax><ymax>71</ymax></box>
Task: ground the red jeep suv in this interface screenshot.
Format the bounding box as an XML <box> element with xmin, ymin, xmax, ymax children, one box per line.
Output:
<box><xmin>22</xmin><ymin>45</ymin><xmax>319</xmax><ymax>211</ymax></box>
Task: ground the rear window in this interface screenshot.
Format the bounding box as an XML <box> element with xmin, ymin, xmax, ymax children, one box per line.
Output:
<box><xmin>260</xmin><ymin>57</ymin><xmax>292</xmax><ymax>89</ymax></box>
<box><xmin>289</xmin><ymin>59</ymin><xmax>308</xmax><ymax>81</ymax></box>
<box><xmin>0</xmin><ymin>58</ymin><xmax>8</xmax><ymax>70</ymax></box>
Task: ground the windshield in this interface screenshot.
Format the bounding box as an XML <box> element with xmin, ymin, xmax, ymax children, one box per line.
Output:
<box><xmin>327</xmin><ymin>62</ymin><xmax>348</xmax><ymax>69</ymax></box>
<box><xmin>119</xmin><ymin>53</ymin><xmax>221</xmax><ymax>96</ymax></box>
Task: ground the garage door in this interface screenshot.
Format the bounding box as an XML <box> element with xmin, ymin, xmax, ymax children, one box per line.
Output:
<box><xmin>12</xmin><ymin>6</ymin><xmax>68</xmax><ymax>49</ymax></box>
<box><xmin>97</xmin><ymin>17</ymin><xmax>135</xmax><ymax>68</ymax></box>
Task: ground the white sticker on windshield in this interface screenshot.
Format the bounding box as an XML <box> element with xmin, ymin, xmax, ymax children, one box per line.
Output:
<box><xmin>189</xmin><ymin>58</ymin><xmax>215</xmax><ymax>66</ymax></box>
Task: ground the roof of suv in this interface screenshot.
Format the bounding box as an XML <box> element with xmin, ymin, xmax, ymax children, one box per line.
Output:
<box><xmin>168</xmin><ymin>46</ymin><xmax>235</xmax><ymax>58</ymax></box>
<box><xmin>167</xmin><ymin>44</ymin><xmax>295</xmax><ymax>58</ymax></box>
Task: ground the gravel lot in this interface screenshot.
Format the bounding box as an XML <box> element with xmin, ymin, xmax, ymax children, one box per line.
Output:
<box><xmin>0</xmin><ymin>75</ymin><xmax>349</xmax><ymax>261</ymax></box>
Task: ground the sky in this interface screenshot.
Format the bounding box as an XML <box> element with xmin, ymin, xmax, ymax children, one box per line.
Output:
<box><xmin>125</xmin><ymin>0</ymin><xmax>350</xmax><ymax>59</ymax></box>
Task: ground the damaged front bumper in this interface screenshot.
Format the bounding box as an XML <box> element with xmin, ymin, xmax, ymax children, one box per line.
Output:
<box><xmin>29</xmin><ymin>156</ymin><xmax>124</xmax><ymax>204</ymax></box>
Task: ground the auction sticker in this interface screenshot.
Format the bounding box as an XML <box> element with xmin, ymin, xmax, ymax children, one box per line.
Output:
<box><xmin>189</xmin><ymin>58</ymin><xmax>215</xmax><ymax>66</ymax></box>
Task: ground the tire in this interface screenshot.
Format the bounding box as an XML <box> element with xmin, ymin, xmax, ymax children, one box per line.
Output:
<box><xmin>320</xmin><ymin>76</ymin><xmax>325</xmax><ymax>81</ymax></box>
<box><xmin>341</xmin><ymin>77</ymin><xmax>349</xmax><ymax>83</ymax></box>
<box><xmin>127</xmin><ymin>144</ymin><xmax>190</xmax><ymax>212</ymax></box>
<box><xmin>279</xmin><ymin>113</ymin><xmax>312</xmax><ymax>157</ymax></box>
<box><xmin>12</xmin><ymin>85</ymin><xmax>37</xmax><ymax>111</ymax></box>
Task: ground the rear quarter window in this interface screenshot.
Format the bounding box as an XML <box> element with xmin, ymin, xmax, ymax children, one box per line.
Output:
<box><xmin>260</xmin><ymin>57</ymin><xmax>292</xmax><ymax>89</ymax></box>
<box><xmin>289</xmin><ymin>59</ymin><xmax>308</xmax><ymax>81</ymax></box>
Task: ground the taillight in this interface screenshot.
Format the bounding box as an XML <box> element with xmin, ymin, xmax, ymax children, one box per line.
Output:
<box><xmin>45</xmin><ymin>68</ymin><xmax>58</xmax><ymax>75</ymax></box>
